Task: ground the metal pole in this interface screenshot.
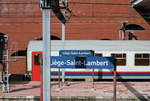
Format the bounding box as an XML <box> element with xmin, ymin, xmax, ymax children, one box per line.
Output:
<box><xmin>113</xmin><ymin>66</ymin><xmax>117</xmax><ymax>101</ymax></box>
<box><xmin>92</xmin><ymin>69</ymin><xmax>94</xmax><ymax>89</ymax></box>
<box><xmin>5</xmin><ymin>44</ymin><xmax>10</xmax><ymax>93</ymax></box>
<box><xmin>2</xmin><ymin>35</ymin><xmax>10</xmax><ymax>93</ymax></box>
<box><xmin>121</xmin><ymin>29</ymin><xmax>126</xmax><ymax>40</ymax></box>
<box><xmin>42</xmin><ymin>9</ymin><xmax>51</xmax><ymax>101</ymax></box>
<box><xmin>61</xmin><ymin>23</ymin><xmax>65</xmax><ymax>83</ymax></box>
<box><xmin>62</xmin><ymin>23</ymin><xmax>65</xmax><ymax>43</ymax></box>
<box><xmin>58</xmin><ymin>68</ymin><xmax>61</xmax><ymax>88</ymax></box>
<box><xmin>120</xmin><ymin>21</ymin><xmax>127</xmax><ymax>40</ymax></box>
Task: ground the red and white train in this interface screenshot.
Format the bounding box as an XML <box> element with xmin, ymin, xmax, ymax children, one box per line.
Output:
<box><xmin>27</xmin><ymin>40</ymin><xmax>150</xmax><ymax>81</ymax></box>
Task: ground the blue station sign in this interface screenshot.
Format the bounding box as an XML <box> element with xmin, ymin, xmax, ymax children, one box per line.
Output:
<box><xmin>59</xmin><ymin>50</ymin><xmax>94</xmax><ymax>57</ymax></box>
<box><xmin>51</xmin><ymin>56</ymin><xmax>115</xmax><ymax>69</ymax></box>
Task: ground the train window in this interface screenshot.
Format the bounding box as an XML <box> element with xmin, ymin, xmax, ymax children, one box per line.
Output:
<box><xmin>95</xmin><ymin>53</ymin><xmax>102</xmax><ymax>56</ymax></box>
<box><xmin>34</xmin><ymin>54</ymin><xmax>43</xmax><ymax>66</ymax></box>
<box><xmin>135</xmin><ymin>53</ymin><xmax>150</xmax><ymax>66</ymax></box>
<box><xmin>111</xmin><ymin>53</ymin><xmax>126</xmax><ymax>66</ymax></box>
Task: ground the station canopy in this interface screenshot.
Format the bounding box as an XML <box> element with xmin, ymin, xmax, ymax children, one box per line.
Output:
<box><xmin>131</xmin><ymin>0</ymin><xmax>150</xmax><ymax>10</ymax></box>
<box><xmin>131</xmin><ymin>0</ymin><xmax>150</xmax><ymax>24</ymax></box>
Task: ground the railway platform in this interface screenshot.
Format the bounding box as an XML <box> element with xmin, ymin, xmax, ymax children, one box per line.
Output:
<box><xmin>0</xmin><ymin>81</ymin><xmax>150</xmax><ymax>101</ymax></box>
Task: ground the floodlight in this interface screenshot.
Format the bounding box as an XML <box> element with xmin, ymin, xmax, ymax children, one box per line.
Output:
<box><xmin>40</xmin><ymin>0</ymin><xmax>71</xmax><ymax>23</ymax></box>
<box><xmin>40</xmin><ymin>0</ymin><xmax>52</xmax><ymax>9</ymax></box>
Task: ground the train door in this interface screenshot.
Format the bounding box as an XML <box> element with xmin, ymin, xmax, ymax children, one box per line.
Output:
<box><xmin>32</xmin><ymin>52</ymin><xmax>42</xmax><ymax>81</ymax></box>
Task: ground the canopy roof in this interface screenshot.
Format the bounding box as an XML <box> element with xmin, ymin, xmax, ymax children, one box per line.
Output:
<box><xmin>131</xmin><ymin>0</ymin><xmax>150</xmax><ymax>24</ymax></box>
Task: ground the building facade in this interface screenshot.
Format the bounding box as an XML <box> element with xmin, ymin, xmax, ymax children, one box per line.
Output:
<box><xmin>0</xmin><ymin>0</ymin><xmax>149</xmax><ymax>74</ymax></box>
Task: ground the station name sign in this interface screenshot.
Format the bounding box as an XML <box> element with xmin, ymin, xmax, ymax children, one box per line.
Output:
<box><xmin>59</xmin><ymin>50</ymin><xmax>94</xmax><ymax>57</ymax></box>
<box><xmin>51</xmin><ymin>56</ymin><xmax>115</xmax><ymax>69</ymax></box>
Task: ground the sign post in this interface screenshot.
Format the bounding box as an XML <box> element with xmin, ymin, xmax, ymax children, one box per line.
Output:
<box><xmin>42</xmin><ymin>9</ymin><xmax>51</xmax><ymax>101</ymax></box>
<box><xmin>113</xmin><ymin>62</ymin><xmax>117</xmax><ymax>101</ymax></box>
<box><xmin>40</xmin><ymin>0</ymin><xmax>52</xmax><ymax>101</ymax></box>
<box><xmin>61</xmin><ymin>23</ymin><xmax>65</xmax><ymax>83</ymax></box>
<box><xmin>40</xmin><ymin>0</ymin><xmax>70</xmax><ymax>100</ymax></box>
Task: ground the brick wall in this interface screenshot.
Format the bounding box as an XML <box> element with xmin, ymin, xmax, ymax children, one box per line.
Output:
<box><xmin>0</xmin><ymin>0</ymin><xmax>149</xmax><ymax>74</ymax></box>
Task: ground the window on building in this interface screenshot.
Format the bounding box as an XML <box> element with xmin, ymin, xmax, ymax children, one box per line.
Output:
<box><xmin>34</xmin><ymin>54</ymin><xmax>43</xmax><ymax>66</ymax></box>
<box><xmin>11</xmin><ymin>50</ymin><xmax>27</xmax><ymax>58</ymax></box>
<box><xmin>111</xmin><ymin>53</ymin><xmax>126</xmax><ymax>66</ymax></box>
<box><xmin>95</xmin><ymin>53</ymin><xmax>102</xmax><ymax>57</ymax></box>
<box><xmin>135</xmin><ymin>53</ymin><xmax>150</xmax><ymax>66</ymax></box>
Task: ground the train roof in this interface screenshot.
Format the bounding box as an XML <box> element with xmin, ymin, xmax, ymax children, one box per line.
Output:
<box><xmin>27</xmin><ymin>40</ymin><xmax>150</xmax><ymax>52</ymax></box>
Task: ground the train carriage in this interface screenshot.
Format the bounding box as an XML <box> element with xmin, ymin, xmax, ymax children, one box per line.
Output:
<box><xmin>27</xmin><ymin>40</ymin><xmax>150</xmax><ymax>81</ymax></box>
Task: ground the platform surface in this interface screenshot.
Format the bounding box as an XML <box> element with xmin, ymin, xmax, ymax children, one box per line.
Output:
<box><xmin>0</xmin><ymin>81</ymin><xmax>150</xmax><ymax>100</ymax></box>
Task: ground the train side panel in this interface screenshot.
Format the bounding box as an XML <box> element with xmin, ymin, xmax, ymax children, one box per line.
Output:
<box><xmin>27</xmin><ymin>40</ymin><xmax>150</xmax><ymax>81</ymax></box>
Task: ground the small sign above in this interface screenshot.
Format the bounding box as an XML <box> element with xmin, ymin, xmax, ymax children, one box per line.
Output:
<box><xmin>59</xmin><ymin>50</ymin><xmax>94</xmax><ymax>57</ymax></box>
